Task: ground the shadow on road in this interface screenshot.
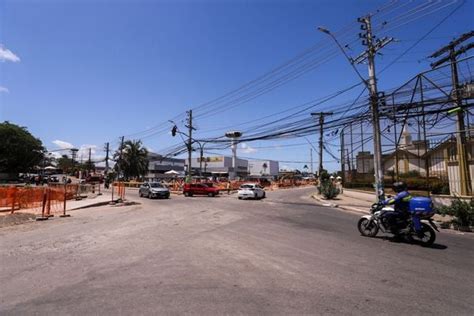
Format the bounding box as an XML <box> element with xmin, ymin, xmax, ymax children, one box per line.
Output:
<box><xmin>371</xmin><ymin>236</ymin><xmax>448</xmax><ymax>250</ymax></box>
<box><xmin>265</xmin><ymin>200</ymin><xmax>321</xmax><ymax>208</ymax></box>
<box><xmin>426</xmin><ymin>243</ymin><xmax>448</xmax><ymax>250</ymax></box>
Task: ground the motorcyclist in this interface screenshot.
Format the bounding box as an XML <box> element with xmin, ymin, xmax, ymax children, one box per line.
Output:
<box><xmin>381</xmin><ymin>181</ymin><xmax>420</xmax><ymax>235</ymax></box>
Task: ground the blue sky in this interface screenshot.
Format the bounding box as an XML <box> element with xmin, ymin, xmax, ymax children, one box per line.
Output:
<box><xmin>1</xmin><ymin>0</ymin><xmax>473</xmax><ymax>171</ymax></box>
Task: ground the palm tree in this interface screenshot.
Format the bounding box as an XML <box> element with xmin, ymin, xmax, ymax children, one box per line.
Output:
<box><xmin>114</xmin><ymin>140</ymin><xmax>149</xmax><ymax>180</ymax></box>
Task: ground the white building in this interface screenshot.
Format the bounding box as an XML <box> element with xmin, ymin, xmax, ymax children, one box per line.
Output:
<box><xmin>146</xmin><ymin>153</ymin><xmax>185</xmax><ymax>181</ymax></box>
<box><xmin>248</xmin><ymin>160</ymin><xmax>279</xmax><ymax>177</ymax></box>
<box><xmin>190</xmin><ymin>156</ymin><xmax>248</xmax><ymax>177</ymax></box>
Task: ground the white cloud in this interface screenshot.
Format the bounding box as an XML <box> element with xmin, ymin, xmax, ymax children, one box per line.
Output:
<box><xmin>0</xmin><ymin>45</ymin><xmax>20</xmax><ymax>62</ymax></box>
<box><xmin>0</xmin><ymin>86</ymin><xmax>9</xmax><ymax>93</ymax></box>
<box><xmin>78</xmin><ymin>144</ymin><xmax>98</xmax><ymax>161</ymax></box>
<box><xmin>240</xmin><ymin>143</ymin><xmax>257</xmax><ymax>154</ymax></box>
<box><xmin>50</xmin><ymin>141</ymin><xmax>105</xmax><ymax>162</ymax></box>
<box><xmin>52</xmin><ymin>140</ymin><xmax>74</xmax><ymax>149</ymax></box>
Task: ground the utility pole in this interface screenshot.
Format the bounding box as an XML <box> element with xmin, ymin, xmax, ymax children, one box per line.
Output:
<box><xmin>105</xmin><ymin>142</ymin><xmax>110</xmax><ymax>175</ymax></box>
<box><xmin>196</xmin><ymin>141</ymin><xmax>205</xmax><ymax>176</ymax></box>
<box><xmin>200</xmin><ymin>147</ymin><xmax>203</xmax><ymax>176</ymax></box>
<box><xmin>430</xmin><ymin>31</ymin><xmax>473</xmax><ymax>196</ymax></box>
<box><xmin>318</xmin><ymin>19</ymin><xmax>392</xmax><ymax>201</ymax></box>
<box><xmin>340</xmin><ymin>129</ymin><xmax>345</xmax><ymax>184</ymax></box>
<box><xmin>185</xmin><ymin>110</ymin><xmax>195</xmax><ymax>181</ymax></box>
<box><xmin>354</xmin><ymin>15</ymin><xmax>393</xmax><ymax>201</ymax></box>
<box><xmin>349</xmin><ymin>123</ymin><xmax>354</xmax><ymax>170</ymax></box>
<box><xmin>88</xmin><ymin>148</ymin><xmax>92</xmax><ymax>174</ymax></box>
<box><xmin>118</xmin><ymin>136</ymin><xmax>124</xmax><ymax>180</ymax></box>
<box><xmin>311</xmin><ymin>112</ymin><xmax>333</xmax><ymax>176</ymax></box>
<box><xmin>70</xmin><ymin>148</ymin><xmax>78</xmax><ymax>178</ymax></box>
<box><xmin>310</xmin><ymin>148</ymin><xmax>313</xmax><ymax>174</ymax></box>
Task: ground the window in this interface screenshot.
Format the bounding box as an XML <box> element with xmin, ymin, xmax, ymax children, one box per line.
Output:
<box><xmin>240</xmin><ymin>184</ymin><xmax>254</xmax><ymax>189</ymax></box>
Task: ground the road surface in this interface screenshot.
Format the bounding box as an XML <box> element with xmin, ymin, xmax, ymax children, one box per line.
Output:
<box><xmin>1</xmin><ymin>187</ymin><xmax>473</xmax><ymax>315</ymax></box>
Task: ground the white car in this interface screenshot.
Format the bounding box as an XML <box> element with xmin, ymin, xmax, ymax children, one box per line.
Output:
<box><xmin>237</xmin><ymin>183</ymin><xmax>266</xmax><ymax>200</ymax></box>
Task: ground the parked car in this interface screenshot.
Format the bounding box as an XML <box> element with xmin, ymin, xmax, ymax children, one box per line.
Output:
<box><xmin>183</xmin><ymin>183</ymin><xmax>220</xmax><ymax>197</ymax></box>
<box><xmin>85</xmin><ymin>175</ymin><xmax>104</xmax><ymax>184</ymax></box>
<box><xmin>139</xmin><ymin>182</ymin><xmax>170</xmax><ymax>199</ymax></box>
<box><xmin>237</xmin><ymin>183</ymin><xmax>266</xmax><ymax>200</ymax></box>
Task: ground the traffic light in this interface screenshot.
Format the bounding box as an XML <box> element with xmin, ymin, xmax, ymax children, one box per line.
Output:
<box><xmin>171</xmin><ymin>125</ymin><xmax>177</xmax><ymax>137</ymax></box>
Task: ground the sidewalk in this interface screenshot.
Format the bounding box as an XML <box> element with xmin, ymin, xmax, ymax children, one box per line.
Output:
<box><xmin>311</xmin><ymin>189</ymin><xmax>373</xmax><ymax>214</ymax></box>
<box><xmin>311</xmin><ymin>189</ymin><xmax>452</xmax><ymax>225</ymax></box>
<box><xmin>66</xmin><ymin>193</ymin><xmax>113</xmax><ymax>210</ymax></box>
<box><xmin>0</xmin><ymin>193</ymin><xmax>115</xmax><ymax>228</ymax></box>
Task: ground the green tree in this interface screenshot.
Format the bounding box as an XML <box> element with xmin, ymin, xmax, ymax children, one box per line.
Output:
<box><xmin>0</xmin><ymin>121</ymin><xmax>44</xmax><ymax>174</ymax></box>
<box><xmin>114</xmin><ymin>140</ymin><xmax>149</xmax><ymax>180</ymax></box>
<box><xmin>57</xmin><ymin>155</ymin><xmax>73</xmax><ymax>173</ymax></box>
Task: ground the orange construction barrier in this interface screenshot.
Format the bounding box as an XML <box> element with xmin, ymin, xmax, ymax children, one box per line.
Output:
<box><xmin>111</xmin><ymin>182</ymin><xmax>126</xmax><ymax>201</ymax></box>
<box><xmin>0</xmin><ymin>184</ymin><xmax>79</xmax><ymax>215</ymax></box>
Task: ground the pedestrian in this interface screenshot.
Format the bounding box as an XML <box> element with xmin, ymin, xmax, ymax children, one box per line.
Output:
<box><xmin>336</xmin><ymin>176</ymin><xmax>343</xmax><ymax>194</ymax></box>
<box><xmin>226</xmin><ymin>180</ymin><xmax>231</xmax><ymax>195</ymax></box>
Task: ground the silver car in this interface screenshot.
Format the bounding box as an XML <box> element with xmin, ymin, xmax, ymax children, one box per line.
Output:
<box><xmin>139</xmin><ymin>182</ymin><xmax>170</xmax><ymax>199</ymax></box>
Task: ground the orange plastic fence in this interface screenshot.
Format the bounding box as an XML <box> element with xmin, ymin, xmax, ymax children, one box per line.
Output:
<box><xmin>112</xmin><ymin>182</ymin><xmax>126</xmax><ymax>201</ymax></box>
<box><xmin>0</xmin><ymin>185</ymin><xmax>81</xmax><ymax>215</ymax></box>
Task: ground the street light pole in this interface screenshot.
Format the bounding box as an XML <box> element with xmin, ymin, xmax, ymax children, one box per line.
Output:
<box><xmin>317</xmin><ymin>26</ymin><xmax>368</xmax><ymax>87</ymax></box>
<box><xmin>318</xmin><ymin>21</ymin><xmax>392</xmax><ymax>201</ymax></box>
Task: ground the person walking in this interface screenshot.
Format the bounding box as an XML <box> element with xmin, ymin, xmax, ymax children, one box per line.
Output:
<box><xmin>226</xmin><ymin>181</ymin><xmax>231</xmax><ymax>195</ymax></box>
<box><xmin>336</xmin><ymin>176</ymin><xmax>343</xmax><ymax>194</ymax></box>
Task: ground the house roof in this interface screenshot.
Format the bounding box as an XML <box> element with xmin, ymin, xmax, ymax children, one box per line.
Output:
<box><xmin>383</xmin><ymin>148</ymin><xmax>421</xmax><ymax>160</ymax></box>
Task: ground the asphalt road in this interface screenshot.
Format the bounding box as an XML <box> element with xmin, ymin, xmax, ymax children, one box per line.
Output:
<box><xmin>1</xmin><ymin>187</ymin><xmax>473</xmax><ymax>315</ymax></box>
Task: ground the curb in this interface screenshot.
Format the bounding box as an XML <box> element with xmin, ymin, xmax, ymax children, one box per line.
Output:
<box><xmin>310</xmin><ymin>195</ymin><xmax>369</xmax><ymax>214</ymax></box>
<box><xmin>69</xmin><ymin>201</ymin><xmax>115</xmax><ymax>211</ymax></box>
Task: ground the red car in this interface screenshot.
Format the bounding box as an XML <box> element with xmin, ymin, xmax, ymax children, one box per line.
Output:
<box><xmin>183</xmin><ymin>183</ymin><xmax>220</xmax><ymax>197</ymax></box>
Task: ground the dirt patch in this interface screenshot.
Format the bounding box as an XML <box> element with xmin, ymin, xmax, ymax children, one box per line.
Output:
<box><xmin>0</xmin><ymin>212</ymin><xmax>37</xmax><ymax>228</ymax></box>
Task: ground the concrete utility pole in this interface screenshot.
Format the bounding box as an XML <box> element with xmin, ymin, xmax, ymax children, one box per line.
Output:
<box><xmin>88</xmin><ymin>148</ymin><xmax>92</xmax><ymax>174</ymax></box>
<box><xmin>340</xmin><ymin>129</ymin><xmax>345</xmax><ymax>184</ymax></box>
<box><xmin>70</xmin><ymin>148</ymin><xmax>78</xmax><ymax>178</ymax></box>
<box><xmin>355</xmin><ymin>15</ymin><xmax>393</xmax><ymax>201</ymax></box>
<box><xmin>310</xmin><ymin>148</ymin><xmax>313</xmax><ymax>174</ymax></box>
<box><xmin>311</xmin><ymin>112</ymin><xmax>333</xmax><ymax>176</ymax></box>
<box><xmin>430</xmin><ymin>31</ymin><xmax>473</xmax><ymax>196</ymax></box>
<box><xmin>194</xmin><ymin>140</ymin><xmax>205</xmax><ymax>176</ymax></box>
<box><xmin>318</xmin><ymin>20</ymin><xmax>392</xmax><ymax>201</ymax></box>
<box><xmin>186</xmin><ymin>110</ymin><xmax>194</xmax><ymax>181</ymax></box>
<box><xmin>105</xmin><ymin>142</ymin><xmax>110</xmax><ymax>175</ymax></box>
<box><xmin>118</xmin><ymin>136</ymin><xmax>124</xmax><ymax>180</ymax></box>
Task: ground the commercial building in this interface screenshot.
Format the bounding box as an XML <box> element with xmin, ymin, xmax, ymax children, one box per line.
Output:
<box><xmin>248</xmin><ymin>160</ymin><xmax>279</xmax><ymax>177</ymax></box>
<box><xmin>146</xmin><ymin>153</ymin><xmax>185</xmax><ymax>181</ymax></box>
<box><xmin>190</xmin><ymin>156</ymin><xmax>248</xmax><ymax>178</ymax></box>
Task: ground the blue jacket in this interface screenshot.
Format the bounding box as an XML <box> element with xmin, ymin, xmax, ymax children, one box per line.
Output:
<box><xmin>383</xmin><ymin>191</ymin><xmax>412</xmax><ymax>213</ymax></box>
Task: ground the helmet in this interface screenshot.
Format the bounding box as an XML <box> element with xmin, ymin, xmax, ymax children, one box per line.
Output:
<box><xmin>393</xmin><ymin>181</ymin><xmax>407</xmax><ymax>193</ymax></box>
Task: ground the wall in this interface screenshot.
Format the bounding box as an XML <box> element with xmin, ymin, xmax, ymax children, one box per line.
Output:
<box><xmin>248</xmin><ymin>160</ymin><xmax>279</xmax><ymax>176</ymax></box>
<box><xmin>191</xmin><ymin>156</ymin><xmax>248</xmax><ymax>173</ymax></box>
<box><xmin>429</xmin><ymin>151</ymin><xmax>447</xmax><ymax>177</ymax></box>
<box><xmin>447</xmin><ymin>161</ymin><xmax>462</xmax><ymax>195</ymax></box>
<box><xmin>431</xmin><ymin>194</ymin><xmax>473</xmax><ymax>208</ymax></box>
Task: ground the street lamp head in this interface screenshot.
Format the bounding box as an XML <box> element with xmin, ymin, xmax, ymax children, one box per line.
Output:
<box><xmin>225</xmin><ymin>131</ymin><xmax>242</xmax><ymax>138</ymax></box>
<box><xmin>317</xmin><ymin>26</ymin><xmax>331</xmax><ymax>35</ymax></box>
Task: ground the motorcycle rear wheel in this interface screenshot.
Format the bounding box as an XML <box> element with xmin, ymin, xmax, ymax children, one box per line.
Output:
<box><xmin>358</xmin><ymin>218</ymin><xmax>379</xmax><ymax>237</ymax></box>
<box><xmin>410</xmin><ymin>223</ymin><xmax>436</xmax><ymax>247</ymax></box>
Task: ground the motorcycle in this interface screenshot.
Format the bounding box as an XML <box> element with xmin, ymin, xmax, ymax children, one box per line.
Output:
<box><xmin>357</xmin><ymin>202</ymin><xmax>439</xmax><ymax>247</ymax></box>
